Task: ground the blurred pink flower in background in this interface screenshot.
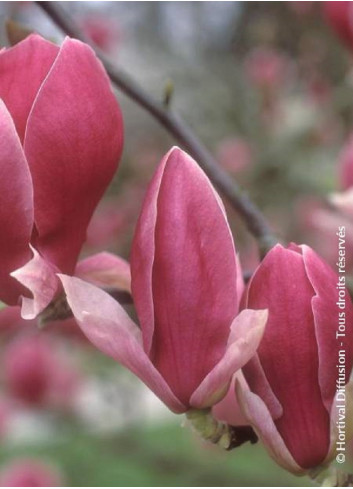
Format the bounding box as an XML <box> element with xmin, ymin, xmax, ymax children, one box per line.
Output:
<box><xmin>244</xmin><ymin>48</ymin><xmax>291</xmax><ymax>91</ymax></box>
<box><xmin>4</xmin><ymin>335</ymin><xmax>80</xmax><ymax>409</ymax></box>
<box><xmin>323</xmin><ymin>1</ymin><xmax>353</xmax><ymax>50</ymax></box>
<box><xmin>243</xmin><ymin>47</ymin><xmax>292</xmax><ymax>125</ymax></box>
<box><xmin>338</xmin><ymin>133</ymin><xmax>353</xmax><ymax>190</ymax></box>
<box><xmin>0</xmin><ymin>33</ymin><xmax>123</xmax><ymax>315</ymax></box>
<box><xmin>305</xmin><ymin>73</ymin><xmax>333</xmax><ymax>108</ymax></box>
<box><xmin>80</xmin><ymin>15</ymin><xmax>121</xmax><ymax>52</ymax></box>
<box><xmin>0</xmin><ymin>458</ymin><xmax>63</xmax><ymax>487</ymax></box>
<box><xmin>216</xmin><ymin>138</ymin><xmax>253</xmax><ymax>174</ymax></box>
<box><xmin>295</xmin><ymin>196</ymin><xmax>353</xmax><ymax>271</ymax></box>
<box><xmin>59</xmin><ymin>147</ymin><xmax>267</xmax><ymax>413</ymax></box>
<box><xmin>0</xmin><ymin>305</ymin><xmax>87</xmax><ymax>344</ymax></box>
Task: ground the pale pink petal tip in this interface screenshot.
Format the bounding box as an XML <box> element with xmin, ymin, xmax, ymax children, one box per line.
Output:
<box><xmin>10</xmin><ymin>246</ymin><xmax>58</xmax><ymax>320</ymax></box>
<box><xmin>190</xmin><ymin>309</ymin><xmax>268</xmax><ymax>409</ymax></box>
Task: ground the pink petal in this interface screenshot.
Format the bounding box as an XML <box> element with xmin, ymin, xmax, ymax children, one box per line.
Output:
<box><xmin>76</xmin><ymin>252</ymin><xmax>131</xmax><ymax>292</ymax></box>
<box><xmin>301</xmin><ymin>245</ymin><xmax>353</xmax><ymax>411</ymax></box>
<box><xmin>235</xmin><ymin>253</ymin><xmax>245</xmax><ymax>309</ymax></box>
<box><xmin>0</xmin><ymin>34</ymin><xmax>59</xmax><ymax>142</ymax></box>
<box><xmin>132</xmin><ymin>147</ymin><xmax>241</xmax><ymax>406</ymax></box>
<box><xmin>24</xmin><ymin>37</ymin><xmax>123</xmax><ymax>274</ymax></box>
<box><xmin>212</xmin><ymin>373</ymin><xmax>249</xmax><ymax>427</ymax></box>
<box><xmin>59</xmin><ymin>275</ymin><xmax>186</xmax><ymax>413</ymax></box>
<box><xmin>245</xmin><ymin>244</ymin><xmax>330</xmax><ymax>469</ymax></box>
<box><xmin>190</xmin><ymin>309</ymin><xmax>267</xmax><ymax>408</ymax></box>
<box><xmin>236</xmin><ymin>377</ymin><xmax>302</xmax><ymax>474</ymax></box>
<box><xmin>130</xmin><ymin>149</ymin><xmax>171</xmax><ymax>354</ymax></box>
<box><xmin>0</xmin><ymin>101</ymin><xmax>33</xmax><ymax>305</ymax></box>
<box><xmin>241</xmin><ymin>353</ymin><xmax>282</xmax><ymax>419</ymax></box>
<box><xmin>11</xmin><ymin>247</ymin><xmax>59</xmax><ymax>319</ymax></box>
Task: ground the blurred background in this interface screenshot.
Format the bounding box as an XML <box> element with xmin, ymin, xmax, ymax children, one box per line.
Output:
<box><xmin>0</xmin><ymin>1</ymin><xmax>353</xmax><ymax>486</ymax></box>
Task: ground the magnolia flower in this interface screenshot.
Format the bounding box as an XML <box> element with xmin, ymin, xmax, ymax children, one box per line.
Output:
<box><xmin>236</xmin><ymin>244</ymin><xmax>353</xmax><ymax>473</ymax></box>
<box><xmin>0</xmin><ymin>34</ymin><xmax>123</xmax><ymax>314</ymax></box>
<box><xmin>59</xmin><ymin>147</ymin><xmax>267</xmax><ymax>413</ymax></box>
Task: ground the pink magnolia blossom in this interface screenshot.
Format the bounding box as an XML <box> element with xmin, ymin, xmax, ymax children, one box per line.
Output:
<box><xmin>4</xmin><ymin>335</ymin><xmax>80</xmax><ymax>409</ymax></box>
<box><xmin>323</xmin><ymin>2</ymin><xmax>353</xmax><ymax>51</ymax></box>
<box><xmin>0</xmin><ymin>34</ymin><xmax>123</xmax><ymax>314</ymax></box>
<box><xmin>58</xmin><ymin>147</ymin><xmax>267</xmax><ymax>413</ymax></box>
<box><xmin>0</xmin><ymin>459</ymin><xmax>63</xmax><ymax>487</ymax></box>
<box><xmin>236</xmin><ymin>244</ymin><xmax>353</xmax><ymax>473</ymax></box>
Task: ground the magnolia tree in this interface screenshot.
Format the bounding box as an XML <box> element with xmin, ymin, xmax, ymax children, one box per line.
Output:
<box><xmin>0</xmin><ymin>2</ymin><xmax>353</xmax><ymax>487</ymax></box>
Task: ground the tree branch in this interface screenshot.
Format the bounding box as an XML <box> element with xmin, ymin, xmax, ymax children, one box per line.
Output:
<box><xmin>36</xmin><ymin>1</ymin><xmax>277</xmax><ymax>255</ymax></box>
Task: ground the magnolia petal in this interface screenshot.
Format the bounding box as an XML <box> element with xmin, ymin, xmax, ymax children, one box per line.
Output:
<box><xmin>190</xmin><ymin>309</ymin><xmax>267</xmax><ymax>409</ymax></box>
<box><xmin>241</xmin><ymin>353</ymin><xmax>283</xmax><ymax>419</ymax></box>
<box><xmin>301</xmin><ymin>245</ymin><xmax>353</xmax><ymax>412</ymax></box>
<box><xmin>236</xmin><ymin>376</ymin><xmax>303</xmax><ymax>474</ymax></box>
<box><xmin>0</xmin><ymin>101</ymin><xmax>33</xmax><ymax>305</ymax></box>
<box><xmin>76</xmin><ymin>252</ymin><xmax>131</xmax><ymax>292</ymax></box>
<box><xmin>0</xmin><ymin>34</ymin><xmax>59</xmax><ymax>142</ymax></box>
<box><xmin>59</xmin><ymin>275</ymin><xmax>186</xmax><ymax>413</ymax></box>
<box><xmin>235</xmin><ymin>253</ymin><xmax>245</xmax><ymax>309</ymax></box>
<box><xmin>130</xmin><ymin>148</ymin><xmax>171</xmax><ymax>354</ymax></box>
<box><xmin>11</xmin><ymin>247</ymin><xmax>59</xmax><ymax>319</ymax></box>
<box><xmin>212</xmin><ymin>372</ymin><xmax>250</xmax><ymax>427</ymax></box>
<box><xmin>24</xmin><ymin>37</ymin><xmax>123</xmax><ymax>274</ymax></box>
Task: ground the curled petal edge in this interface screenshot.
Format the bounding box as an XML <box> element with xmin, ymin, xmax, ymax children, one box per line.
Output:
<box><xmin>235</xmin><ymin>375</ymin><xmax>303</xmax><ymax>475</ymax></box>
<box><xmin>190</xmin><ymin>309</ymin><xmax>268</xmax><ymax>409</ymax></box>
<box><xmin>11</xmin><ymin>246</ymin><xmax>59</xmax><ymax>320</ymax></box>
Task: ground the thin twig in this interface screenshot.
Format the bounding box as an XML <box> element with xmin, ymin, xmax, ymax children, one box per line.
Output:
<box><xmin>36</xmin><ymin>1</ymin><xmax>277</xmax><ymax>255</ymax></box>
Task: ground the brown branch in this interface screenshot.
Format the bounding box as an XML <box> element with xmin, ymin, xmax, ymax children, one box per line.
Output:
<box><xmin>36</xmin><ymin>1</ymin><xmax>277</xmax><ymax>255</ymax></box>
